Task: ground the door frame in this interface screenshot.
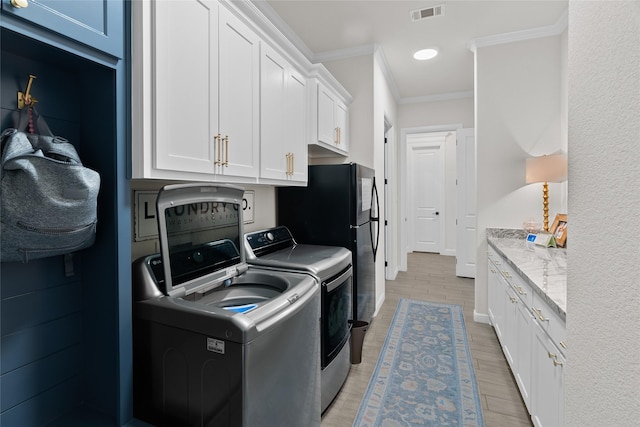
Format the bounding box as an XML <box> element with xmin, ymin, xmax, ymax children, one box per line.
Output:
<box><xmin>399</xmin><ymin>124</ymin><xmax>462</xmax><ymax>271</ymax></box>
<box><xmin>456</xmin><ymin>128</ymin><xmax>476</xmax><ymax>278</ymax></box>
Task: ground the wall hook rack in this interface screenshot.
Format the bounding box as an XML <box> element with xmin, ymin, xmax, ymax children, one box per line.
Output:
<box><xmin>18</xmin><ymin>74</ymin><xmax>38</xmax><ymax>109</ymax></box>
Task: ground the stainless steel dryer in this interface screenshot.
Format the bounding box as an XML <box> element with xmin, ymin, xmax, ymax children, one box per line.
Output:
<box><xmin>244</xmin><ymin>226</ymin><xmax>352</xmax><ymax>413</ymax></box>
<box><xmin>133</xmin><ymin>184</ymin><xmax>321</xmax><ymax>427</ymax></box>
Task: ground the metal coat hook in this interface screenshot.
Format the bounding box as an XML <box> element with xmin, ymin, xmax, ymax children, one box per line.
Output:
<box><xmin>18</xmin><ymin>74</ymin><xmax>38</xmax><ymax>109</ymax></box>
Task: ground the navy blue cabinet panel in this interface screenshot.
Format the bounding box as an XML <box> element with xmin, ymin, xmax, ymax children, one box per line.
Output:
<box><xmin>1</xmin><ymin>0</ymin><xmax>123</xmax><ymax>58</ymax></box>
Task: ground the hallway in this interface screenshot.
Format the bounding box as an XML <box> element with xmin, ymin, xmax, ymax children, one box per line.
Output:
<box><xmin>321</xmin><ymin>252</ymin><xmax>532</xmax><ymax>426</ymax></box>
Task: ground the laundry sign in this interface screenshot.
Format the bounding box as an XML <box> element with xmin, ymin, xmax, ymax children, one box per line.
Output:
<box><xmin>134</xmin><ymin>190</ymin><xmax>255</xmax><ymax>242</ymax></box>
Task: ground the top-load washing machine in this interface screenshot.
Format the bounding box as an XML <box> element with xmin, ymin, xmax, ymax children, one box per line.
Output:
<box><xmin>243</xmin><ymin>226</ymin><xmax>352</xmax><ymax>413</ymax></box>
<box><xmin>133</xmin><ymin>184</ymin><xmax>321</xmax><ymax>427</ymax></box>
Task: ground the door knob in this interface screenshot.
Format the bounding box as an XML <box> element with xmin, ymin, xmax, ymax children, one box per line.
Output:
<box><xmin>435</xmin><ymin>211</ymin><xmax>439</xmax><ymax>215</ymax></box>
<box><xmin>11</xmin><ymin>0</ymin><xmax>28</xmax><ymax>8</ymax></box>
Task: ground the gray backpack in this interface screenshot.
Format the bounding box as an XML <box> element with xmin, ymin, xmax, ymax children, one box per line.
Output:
<box><xmin>0</xmin><ymin>109</ymin><xmax>100</xmax><ymax>263</ymax></box>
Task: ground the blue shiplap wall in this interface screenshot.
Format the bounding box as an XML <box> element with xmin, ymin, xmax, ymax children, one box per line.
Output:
<box><xmin>0</xmin><ymin>23</ymin><xmax>131</xmax><ymax>426</ymax></box>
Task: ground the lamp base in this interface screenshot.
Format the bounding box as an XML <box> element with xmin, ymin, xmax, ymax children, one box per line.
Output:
<box><xmin>543</xmin><ymin>181</ymin><xmax>549</xmax><ymax>232</ymax></box>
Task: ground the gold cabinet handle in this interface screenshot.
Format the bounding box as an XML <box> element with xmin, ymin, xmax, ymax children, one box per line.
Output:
<box><xmin>291</xmin><ymin>153</ymin><xmax>294</xmax><ymax>174</ymax></box>
<box><xmin>338</xmin><ymin>127</ymin><xmax>341</xmax><ymax>145</ymax></box>
<box><xmin>490</xmin><ymin>268</ymin><xmax>496</xmax><ymax>273</ymax></box>
<box><xmin>285</xmin><ymin>153</ymin><xmax>291</xmax><ymax>175</ymax></box>
<box><xmin>515</xmin><ymin>285</ymin><xmax>526</xmax><ymax>296</ymax></box>
<box><xmin>214</xmin><ymin>134</ymin><xmax>221</xmax><ymax>166</ymax></box>
<box><xmin>11</xmin><ymin>0</ymin><xmax>28</xmax><ymax>8</ymax></box>
<box><xmin>533</xmin><ymin>308</ymin><xmax>548</xmax><ymax>322</ymax></box>
<box><xmin>502</xmin><ymin>271</ymin><xmax>512</xmax><ymax>279</ymax></box>
<box><xmin>223</xmin><ymin>136</ymin><xmax>229</xmax><ymax>166</ymax></box>
<box><xmin>494</xmin><ymin>260</ymin><xmax>501</xmax><ymax>265</ymax></box>
<box><xmin>559</xmin><ymin>340</ymin><xmax>567</xmax><ymax>350</ymax></box>
<box><xmin>509</xmin><ymin>296</ymin><xmax>518</xmax><ymax>303</ymax></box>
<box><xmin>548</xmin><ymin>352</ymin><xmax>563</xmax><ymax>366</ymax></box>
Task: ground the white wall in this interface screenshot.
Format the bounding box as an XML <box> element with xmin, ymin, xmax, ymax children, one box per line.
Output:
<box><xmin>398</xmin><ymin>97</ymin><xmax>474</xmax><ymax>130</ymax></box>
<box><xmin>566</xmin><ymin>1</ymin><xmax>640</xmax><ymax>425</ymax></box>
<box><xmin>373</xmin><ymin>52</ymin><xmax>397</xmax><ymax>310</ymax></box>
<box><xmin>474</xmin><ymin>34</ymin><xmax>566</xmax><ymax>318</ymax></box>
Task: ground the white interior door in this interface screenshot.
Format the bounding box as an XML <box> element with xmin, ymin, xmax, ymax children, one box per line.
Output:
<box><xmin>456</xmin><ymin>128</ymin><xmax>476</xmax><ymax>278</ymax></box>
<box><xmin>412</xmin><ymin>145</ymin><xmax>442</xmax><ymax>253</ymax></box>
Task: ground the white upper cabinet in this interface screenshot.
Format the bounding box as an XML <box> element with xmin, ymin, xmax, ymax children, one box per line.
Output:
<box><xmin>132</xmin><ymin>0</ymin><xmax>259</xmax><ymax>182</ymax></box>
<box><xmin>217</xmin><ymin>6</ymin><xmax>260</xmax><ymax>179</ymax></box>
<box><xmin>260</xmin><ymin>44</ymin><xmax>308</xmax><ymax>183</ymax></box>
<box><xmin>310</xmin><ymin>80</ymin><xmax>349</xmax><ymax>157</ymax></box>
<box><xmin>132</xmin><ymin>0</ymin><xmax>349</xmax><ymax>184</ymax></box>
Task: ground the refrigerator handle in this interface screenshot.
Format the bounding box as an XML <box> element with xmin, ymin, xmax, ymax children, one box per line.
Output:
<box><xmin>370</xmin><ymin>177</ymin><xmax>380</xmax><ymax>261</ymax></box>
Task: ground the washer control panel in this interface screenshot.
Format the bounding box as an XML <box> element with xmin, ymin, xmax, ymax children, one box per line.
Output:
<box><xmin>245</xmin><ymin>226</ymin><xmax>295</xmax><ymax>255</ymax></box>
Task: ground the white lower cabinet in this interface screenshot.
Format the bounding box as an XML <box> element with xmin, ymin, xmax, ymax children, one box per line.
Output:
<box><xmin>532</xmin><ymin>322</ymin><xmax>564</xmax><ymax>427</ymax></box>
<box><xmin>487</xmin><ymin>247</ymin><xmax>564</xmax><ymax>425</ymax></box>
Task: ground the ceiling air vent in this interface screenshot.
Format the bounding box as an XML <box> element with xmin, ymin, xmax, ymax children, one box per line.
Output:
<box><xmin>410</xmin><ymin>4</ymin><xmax>445</xmax><ymax>22</ymax></box>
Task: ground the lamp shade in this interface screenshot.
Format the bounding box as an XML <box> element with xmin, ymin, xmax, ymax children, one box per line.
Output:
<box><xmin>525</xmin><ymin>153</ymin><xmax>568</xmax><ymax>184</ymax></box>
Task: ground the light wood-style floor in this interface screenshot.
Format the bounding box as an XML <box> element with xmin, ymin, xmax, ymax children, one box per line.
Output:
<box><xmin>321</xmin><ymin>252</ymin><xmax>533</xmax><ymax>427</ymax></box>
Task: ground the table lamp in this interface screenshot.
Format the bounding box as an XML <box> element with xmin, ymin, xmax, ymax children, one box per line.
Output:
<box><xmin>525</xmin><ymin>153</ymin><xmax>568</xmax><ymax>232</ymax></box>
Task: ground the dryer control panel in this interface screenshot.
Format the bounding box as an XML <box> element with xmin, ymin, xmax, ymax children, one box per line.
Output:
<box><xmin>245</xmin><ymin>226</ymin><xmax>295</xmax><ymax>257</ymax></box>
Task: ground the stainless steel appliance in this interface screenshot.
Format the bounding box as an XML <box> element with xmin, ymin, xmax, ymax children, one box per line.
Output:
<box><xmin>243</xmin><ymin>226</ymin><xmax>352</xmax><ymax>413</ymax></box>
<box><xmin>277</xmin><ymin>163</ymin><xmax>380</xmax><ymax>325</ymax></box>
<box><xmin>133</xmin><ymin>184</ymin><xmax>321</xmax><ymax>427</ymax></box>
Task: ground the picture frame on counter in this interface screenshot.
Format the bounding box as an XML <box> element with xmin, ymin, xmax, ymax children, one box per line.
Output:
<box><xmin>550</xmin><ymin>213</ymin><xmax>567</xmax><ymax>247</ymax></box>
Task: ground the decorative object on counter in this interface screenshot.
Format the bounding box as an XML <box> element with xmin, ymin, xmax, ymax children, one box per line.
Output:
<box><xmin>533</xmin><ymin>232</ymin><xmax>557</xmax><ymax>248</ymax></box>
<box><xmin>525</xmin><ymin>153</ymin><xmax>568</xmax><ymax>232</ymax></box>
<box><xmin>550</xmin><ymin>213</ymin><xmax>567</xmax><ymax>247</ymax></box>
<box><xmin>0</xmin><ymin>105</ymin><xmax>100</xmax><ymax>263</ymax></box>
<box><xmin>523</xmin><ymin>219</ymin><xmax>541</xmax><ymax>234</ymax></box>
<box><xmin>353</xmin><ymin>299</ymin><xmax>484</xmax><ymax>427</ymax></box>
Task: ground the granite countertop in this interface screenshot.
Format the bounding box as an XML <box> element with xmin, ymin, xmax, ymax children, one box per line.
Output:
<box><xmin>487</xmin><ymin>228</ymin><xmax>567</xmax><ymax>321</ymax></box>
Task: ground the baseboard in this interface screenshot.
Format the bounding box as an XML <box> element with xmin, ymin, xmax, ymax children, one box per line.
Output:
<box><xmin>473</xmin><ymin>310</ymin><xmax>491</xmax><ymax>325</ymax></box>
<box><xmin>386</xmin><ymin>266</ymin><xmax>399</xmax><ymax>280</ymax></box>
<box><xmin>441</xmin><ymin>249</ymin><xmax>456</xmax><ymax>257</ymax></box>
<box><xmin>373</xmin><ymin>293</ymin><xmax>386</xmax><ymax>318</ymax></box>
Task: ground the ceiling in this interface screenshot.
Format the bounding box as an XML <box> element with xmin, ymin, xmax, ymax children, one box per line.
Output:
<box><xmin>255</xmin><ymin>0</ymin><xmax>568</xmax><ymax>103</ymax></box>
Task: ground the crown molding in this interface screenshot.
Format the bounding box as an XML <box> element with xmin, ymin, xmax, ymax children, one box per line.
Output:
<box><xmin>468</xmin><ymin>8</ymin><xmax>568</xmax><ymax>52</ymax></box>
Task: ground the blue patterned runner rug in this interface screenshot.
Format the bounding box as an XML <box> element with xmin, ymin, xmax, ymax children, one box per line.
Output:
<box><xmin>353</xmin><ymin>299</ymin><xmax>484</xmax><ymax>427</ymax></box>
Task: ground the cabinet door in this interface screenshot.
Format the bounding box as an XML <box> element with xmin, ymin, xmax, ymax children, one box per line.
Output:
<box><xmin>317</xmin><ymin>83</ymin><xmax>336</xmax><ymax>145</ymax></box>
<box><xmin>218</xmin><ymin>6</ymin><xmax>259</xmax><ymax>178</ymax></box>
<box><xmin>335</xmin><ymin>99</ymin><xmax>348</xmax><ymax>151</ymax></box>
<box><xmin>487</xmin><ymin>259</ymin><xmax>504</xmax><ymax>338</ymax></box>
<box><xmin>260</xmin><ymin>45</ymin><xmax>287</xmax><ymax>180</ymax></box>
<box><xmin>531</xmin><ymin>322</ymin><xmax>564</xmax><ymax>427</ymax></box>
<box><xmin>501</xmin><ymin>282</ymin><xmax>518</xmax><ymax>369</ymax></box>
<box><xmin>285</xmin><ymin>69</ymin><xmax>308</xmax><ymax>182</ymax></box>
<box><xmin>1</xmin><ymin>0</ymin><xmax>124</xmax><ymax>57</ymax></box>
<box><xmin>514</xmin><ymin>299</ymin><xmax>533</xmax><ymax>410</ymax></box>
<box><xmin>153</xmin><ymin>0</ymin><xmax>218</xmax><ymax>175</ymax></box>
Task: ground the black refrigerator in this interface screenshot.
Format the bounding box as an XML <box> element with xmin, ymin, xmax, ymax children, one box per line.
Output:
<box><xmin>277</xmin><ymin>163</ymin><xmax>379</xmax><ymax>325</ymax></box>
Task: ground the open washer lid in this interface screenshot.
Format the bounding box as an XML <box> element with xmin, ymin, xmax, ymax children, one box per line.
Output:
<box><xmin>155</xmin><ymin>183</ymin><xmax>247</xmax><ymax>297</ymax></box>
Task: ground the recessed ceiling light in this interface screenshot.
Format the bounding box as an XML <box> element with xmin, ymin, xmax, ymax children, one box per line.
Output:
<box><xmin>413</xmin><ymin>48</ymin><xmax>439</xmax><ymax>61</ymax></box>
